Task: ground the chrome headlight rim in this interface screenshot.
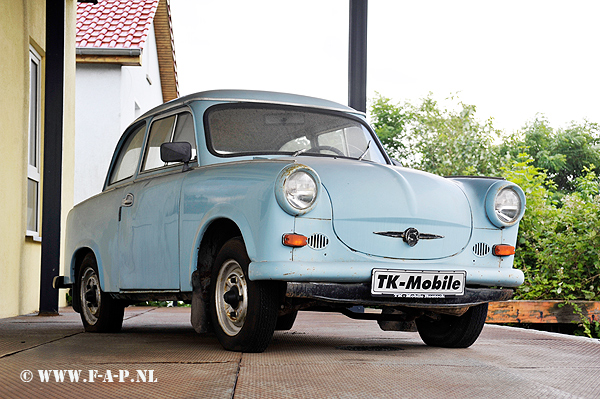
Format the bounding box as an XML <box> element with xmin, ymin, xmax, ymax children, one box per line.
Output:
<box><xmin>485</xmin><ymin>181</ymin><xmax>526</xmax><ymax>228</ymax></box>
<box><xmin>275</xmin><ymin>164</ymin><xmax>321</xmax><ymax>216</ymax></box>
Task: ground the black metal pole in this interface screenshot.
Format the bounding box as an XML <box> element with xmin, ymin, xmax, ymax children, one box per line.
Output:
<box><xmin>39</xmin><ymin>0</ymin><xmax>65</xmax><ymax>315</ymax></box>
<box><xmin>348</xmin><ymin>0</ymin><xmax>368</xmax><ymax>113</ymax></box>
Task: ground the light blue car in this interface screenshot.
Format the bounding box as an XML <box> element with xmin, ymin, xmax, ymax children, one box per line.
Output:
<box><xmin>57</xmin><ymin>90</ymin><xmax>525</xmax><ymax>352</ymax></box>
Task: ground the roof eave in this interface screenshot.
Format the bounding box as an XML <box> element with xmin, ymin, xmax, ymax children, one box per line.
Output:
<box><xmin>154</xmin><ymin>0</ymin><xmax>179</xmax><ymax>102</ymax></box>
<box><xmin>76</xmin><ymin>47</ymin><xmax>142</xmax><ymax>66</ymax></box>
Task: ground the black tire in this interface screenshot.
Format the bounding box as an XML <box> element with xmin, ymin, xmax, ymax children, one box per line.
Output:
<box><xmin>77</xmin><ymin>254</ymin><xmax>124</xmax><ymax>333</ymax></box>
<box><xmin>275</xmin><ymin>310</ymin><xmax>298</xmax><ymax>331</ymax></box>
<box><xmin>416</xmin><ymin>303</ymin><xmax>488</xmax><ymax>348</ymax></box>
<box><xmin>209</xmin><ymin>237</ymin><xmax>279</xmax><ymax>352</ymax></box>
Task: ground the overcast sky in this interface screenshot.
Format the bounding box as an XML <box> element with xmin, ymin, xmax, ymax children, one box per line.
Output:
<box><xmin>169</xmin><ymin>1</ymin><xmax>600</xmax><ymax>133</ymax></box>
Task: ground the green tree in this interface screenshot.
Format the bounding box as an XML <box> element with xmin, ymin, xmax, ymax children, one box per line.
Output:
<box><xmin>370</xmin><ymin>93</ymin><xmax>504</xmax><ymax>176</ymax></box>
<box><xmin>502</xmin><ymin>116</ymin><xmax>600</xmax><ymax>193</ymax></box>
<box><xmin>369</xmin><ymin>93</ymin><xmax>412</xmax><ymax>162</ymax></box>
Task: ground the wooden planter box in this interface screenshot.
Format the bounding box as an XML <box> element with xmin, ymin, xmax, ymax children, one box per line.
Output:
<box><xmin>486</xmin><ymin>300</ymin><xmax>600</xmax><ymax>324</ymax></box>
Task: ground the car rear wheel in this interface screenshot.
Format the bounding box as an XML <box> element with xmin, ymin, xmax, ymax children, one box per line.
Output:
<box><xmin>416</xmin><ymin>303</ymin><xmax>488</xmax><ymax>348</ymax></box>
<box><xmin>209</xmin><ymin>237</ymin><xmax>279</xmax><ymax>352</ymax></box>
<box><xmin>78</xmin><ymin>254</ymin><xmax>124</xmax><ymax>332</ymax></box>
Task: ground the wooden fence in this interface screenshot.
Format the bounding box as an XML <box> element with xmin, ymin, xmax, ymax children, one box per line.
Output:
<box><xmin>486</xmin><ymin>300</ymin><xmax>600</xmax><ymax>324</ymax></box>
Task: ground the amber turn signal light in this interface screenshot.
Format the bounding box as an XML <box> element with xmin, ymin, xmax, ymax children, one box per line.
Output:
<box><xmin>493</xmin><ymin>244</ymin><xmax>515</xmax><ymax>256</ymax></box>
<box><xmin>282</xmin><ymin>233</ymin><xmax>307</xmax><ymax>247</ymax></box>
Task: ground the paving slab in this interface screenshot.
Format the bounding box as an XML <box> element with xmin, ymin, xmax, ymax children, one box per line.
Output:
<box><xmin>0</xmin><ymin>307</ymin><xmax>598</xmax><ymax>398</ymax></box>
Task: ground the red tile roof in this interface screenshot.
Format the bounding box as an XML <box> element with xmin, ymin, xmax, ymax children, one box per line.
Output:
<box><xmin>76</xmin><ymin>0</ymin><xmax>159</xmax><ymax>49</ymax></box>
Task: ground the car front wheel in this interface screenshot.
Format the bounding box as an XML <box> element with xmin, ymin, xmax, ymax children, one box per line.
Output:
<box><xmin>209</xmin><ymin>237</ymin><xmax>279</xmax><ymax>352</ymax></box>
<box><xmin>78</xmin><ymin>253</ymin><xmax>124</xmax><ymax>332</ymax></box>
<box><xmin>416</xmin><ymin>303</ymin><xmax>488</xmax><ymax>348</ymax></box>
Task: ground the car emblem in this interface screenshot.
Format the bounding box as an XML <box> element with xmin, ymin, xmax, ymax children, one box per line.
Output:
<box><xmin>373</xmin><ymin>228</ymin><xmax>444</xmax><ymax>247</ymax></box>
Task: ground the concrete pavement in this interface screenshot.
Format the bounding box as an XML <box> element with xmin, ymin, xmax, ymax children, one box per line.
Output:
<box><xmin>1</xmin><ymin>306</ymin><xmax>599</xmax><ymax>398</ymax></box>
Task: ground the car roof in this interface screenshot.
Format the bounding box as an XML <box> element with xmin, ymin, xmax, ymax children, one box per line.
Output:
<box><xmin>134</xmin><ymin>89</ymin><xmax>360</xmax><ymax>123</ymax></box>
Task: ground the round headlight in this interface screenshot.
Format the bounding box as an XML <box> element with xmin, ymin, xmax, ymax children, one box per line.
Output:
<box><xmin>285</xmin><ymin>171</ymin><xmax>317</xmax><ymax>210</ymax></box>
<box><xmin>485</xmin><ymin>181</ymin><xmax>526</xmax><ymax>228</ymax></box>
<box><xmin>494</xmin><ymin>187</ymin><xmax>521</xmax><ymax>223</ymax></box>
<box><xmin>275</xmin><ymin>165</ymin><xmax>321</xmax><ymax>216</ymax></box>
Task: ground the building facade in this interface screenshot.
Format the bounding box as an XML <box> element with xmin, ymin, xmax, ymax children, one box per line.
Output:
<box><xmin>0</xmin><ymin>0</ymin><xmax>77</xmax><ymax>318</ymax></box>
<box><xmin>74</xmin><ymin>0</ymin><xmax>178</xmax><ymax>204</ymax></box>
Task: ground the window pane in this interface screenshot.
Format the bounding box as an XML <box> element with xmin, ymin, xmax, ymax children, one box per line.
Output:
<box><xmin>29</xmin><ymin>59</ymin><xmax>38</xmax><ymax>168</ymax></box>
<box><xmin>172</xmin><ymin>113</ymin><xmax>197</xmax><ymax>160</ymax></box>
<box><xmin>27</xmin><ymin>179</ymin><xmax>38</xmax><ymax>232</ymax></box>
<box><xmin>346</xmin><ymin>126</ymin><xmax>387</xmax><ymax>163</ymax></box>
<box><xmin>142</xmin><ymin>115</ymin><xmax>176</xmax><ymax>171</ymax></box>
<box><xmin>206</xmin><ymin>105</ymin><xmax>387</xmax><ymax>164</ymax></box>
<box><xmin>109</xmin><ymin>123</ymin><xmax>146</xmax><ymax>184</ymax></box>
<box><xmin>318</xmin><ymin>130</ymin><xmax>346</xmax><ymax>150</ymax></box>
<box><xmin>280</xmin><ymin>137</ymin><xmax>310</xmax><ymax>152</ymax></box>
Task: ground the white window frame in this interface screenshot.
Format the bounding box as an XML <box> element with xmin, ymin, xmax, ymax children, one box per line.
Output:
<box><xmin>26</xmin><ymin>46</ymin><xmax>42</xmax><ymax>241</ymax></box>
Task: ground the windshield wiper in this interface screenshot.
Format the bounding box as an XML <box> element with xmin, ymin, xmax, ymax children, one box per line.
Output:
<box><xmin>292</xmin><ymin>148</ymin><xmax>309</xmax><ymax>157</ymax></box>
<box><xmin>357</xmin><ymin>141</ymin><xmax>371</xmax><ymax>161</ymax></box>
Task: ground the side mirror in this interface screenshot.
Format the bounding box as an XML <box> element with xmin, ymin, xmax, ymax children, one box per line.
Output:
<box><xmin>160</xmin><ymin>142</ymin><xmax>192</xmax><ymax>171</ymax></box>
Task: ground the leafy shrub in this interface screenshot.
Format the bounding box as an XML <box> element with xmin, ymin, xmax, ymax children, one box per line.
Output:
<box><xmin>502</xmin><ymin>158</ymin><xmax>600</xmax><ymax>302</ymax></box>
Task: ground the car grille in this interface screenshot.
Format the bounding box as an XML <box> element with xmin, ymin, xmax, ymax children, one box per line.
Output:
<box><xmin>307</xmin><ymin>233</ymin><xmax>329</xmax><ymax>250</ymax></box>
<box><xmin>472</xmin><ymin>242</ymin><xmax>491</xmax><ymax>257</ymax></box>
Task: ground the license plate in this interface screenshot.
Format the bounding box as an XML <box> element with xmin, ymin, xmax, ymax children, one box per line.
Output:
<box><xmin>371</xmin><ymin>269</ymin><xmax>466</xmax><ymax>298</ymax></box>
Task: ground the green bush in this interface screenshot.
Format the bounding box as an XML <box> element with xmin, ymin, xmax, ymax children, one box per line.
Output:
<box><xmin>504</xmin><ymin>158</ymin><xmax>600</xmax><ymax>301</ymax></box>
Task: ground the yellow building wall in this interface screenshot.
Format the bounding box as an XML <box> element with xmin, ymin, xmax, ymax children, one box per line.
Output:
<box><xmin>62</xmin><ymin>0</ymin><xmax>77</xmax><ymax>309</ymax></box>
<box><xmin>0</xmin><ymin>0</ymin><xmax>76</xmax><ymax>319</ymax></box>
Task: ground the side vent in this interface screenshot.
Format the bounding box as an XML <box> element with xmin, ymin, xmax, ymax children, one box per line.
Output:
<box><xmin>473</xmin><ymin>242</ymin><xmax>491</xmax><ymax>257</ymax></box>
<box><xmin>307</xmin><ymin>233</ymin><xmax>329</xmax><ymax>250</ymax></box>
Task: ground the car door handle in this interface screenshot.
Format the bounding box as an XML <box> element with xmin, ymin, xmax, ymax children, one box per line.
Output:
<box><xmin>118</xmin><ymin>193</ymin><xmax>134</xmax><ymax>222</ymax></box>
<box><xmin>121</xmin><ymin>193</ymin><xmax>134</xmax><ymax>207</ymax></box>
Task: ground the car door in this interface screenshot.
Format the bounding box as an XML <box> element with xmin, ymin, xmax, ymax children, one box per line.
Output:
<box><xmin>99</xmin><ymin>121</ymin><xmax>147</xmax><ymax>292</ymax></box>
<box><xmin>118</xmin><ymin>110</ymin><xmax>197</xmax><ymax>290</ymax></box>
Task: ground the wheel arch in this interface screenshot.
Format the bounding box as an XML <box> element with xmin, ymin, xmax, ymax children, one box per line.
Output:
<box><xmin>195</xmin><ymin>218</ymin><xmax>244</xmax><ymax>301</ymax></box>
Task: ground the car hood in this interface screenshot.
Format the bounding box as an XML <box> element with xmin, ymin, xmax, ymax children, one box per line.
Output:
<box><xmin>297</xmin><ymin>157</ymin><xmax>473</xmax><ymax>260</ymax></box>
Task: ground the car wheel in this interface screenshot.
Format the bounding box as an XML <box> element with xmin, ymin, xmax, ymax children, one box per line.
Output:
<box><xmin>275</xmin><ymin>310</ymin><xmax>298</xmax><ymax>331</ymax></box>
<box><xmin>416</xmin><ymin>303</ymin><xmax>488</xmax><ymax>348</ymax></box>
<box><xmin>210</xmin><ymin>237</ymin><xmax>279</xmax><ymax>352</ymax></box>
<box><xmin>78</xmin><ymin>254</ymin><xmax>124</xmax><ymax>333</ymax></box>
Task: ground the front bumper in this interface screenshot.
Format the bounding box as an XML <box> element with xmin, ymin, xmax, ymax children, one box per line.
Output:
<box><xmin>250</xmin><ymin>260</ymin><xmax>525</xmax><ymax>287</ymax></box>
<box><xmin>285</xmin><ymin>282</ymin><xmax>513</xmax><ymax>309</ymax></box>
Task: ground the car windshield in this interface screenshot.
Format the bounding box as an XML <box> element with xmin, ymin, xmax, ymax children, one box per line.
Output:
<box><xmin>206</xmin><ymin>104</ymin><xmax>388</xmax><ymax>164</ymax></box>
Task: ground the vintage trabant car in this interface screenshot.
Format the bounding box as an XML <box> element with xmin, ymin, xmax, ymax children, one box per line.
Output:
<box><xmin>56</xmin><ymin>90</ymin><xmax>525</xmax><ymax>352</ymax></box>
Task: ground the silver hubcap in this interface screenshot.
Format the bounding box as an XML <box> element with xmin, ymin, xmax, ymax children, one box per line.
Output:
<box><xmin>215</xmin><ymin>260</ymin><xmax>248</xmax><ymax>336</ymax></box>
<box><xmin>81</xmin><ymin>268</ymin><xmax>101</xmax><ymax>325</ymax></box>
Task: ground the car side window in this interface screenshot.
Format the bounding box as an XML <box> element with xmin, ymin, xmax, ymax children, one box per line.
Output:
<box><xmin>172</xmin><ymin>113</ymin><xmax>197</xmax><ymax>161</ymax></box>
<box><xmin>108</xmin><ymin>123</ymin><xmax>146</xmax><ymax>185</ymax></box>
<box><xmin>142</xmin><ymin>115</ymin><xmax>176</xmax><ymax>171</ymax></box>
<box><xmin>142</xmin><ymin>112</ymin><xmax>197</xmax><ymax>172</ymax></box>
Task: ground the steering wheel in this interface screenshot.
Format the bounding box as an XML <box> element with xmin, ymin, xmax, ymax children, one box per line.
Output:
<box><xmin>307</xmin><ymin>146</ymin><xmax>344</xmax><ymax>156</ymax></box>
